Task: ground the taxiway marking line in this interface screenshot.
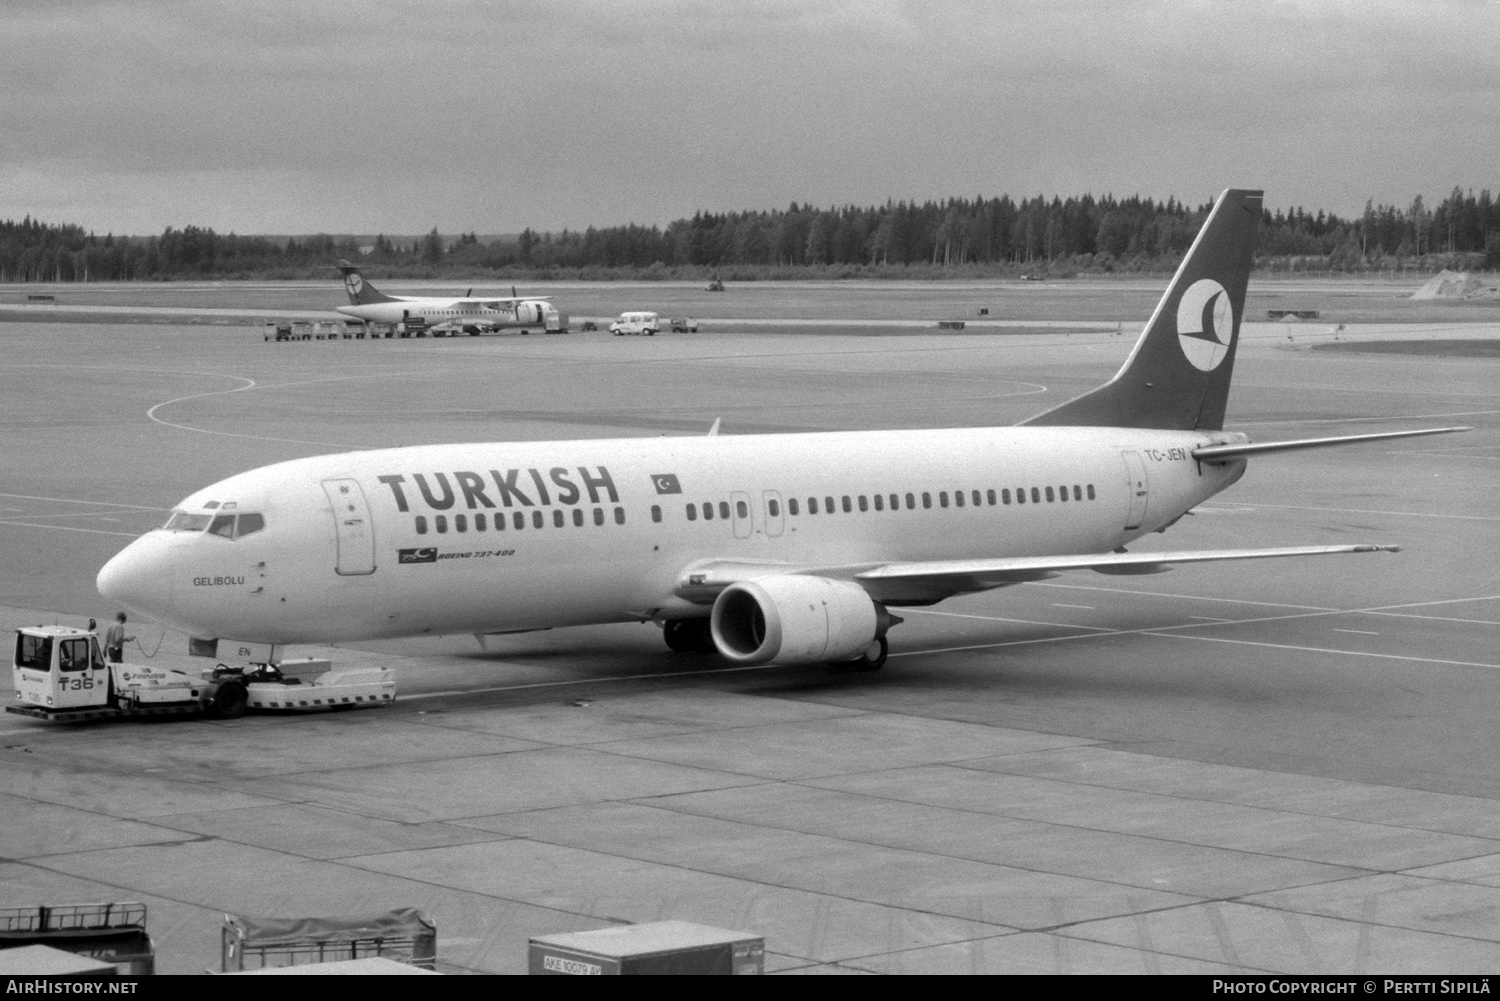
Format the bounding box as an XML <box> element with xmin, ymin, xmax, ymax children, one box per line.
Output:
<box><xmin>402</xmin><ymin>663</ymin><xmax>777</xmax><ymax>700</ymax></box>
<box><xmin>1332</xmin><ymin>629</ymin><xmax>1380</xmax><ymax>635</ymax></box>
<box><xmin>143</xmin><ymin>371</ymin><xmax>381</xmax><ymax>448</ymax></box>
<box><xmin>1364</xmin><ymin>610</ymin><xmax>1500</xmax><ymax>627</ymax></box>
<box><xmin>0</xmin><ymin>510</ymin><xmax>154</xmax><ymax>522</ymax></box>
<box><xmin>1198</xmin><ymin>500</ymin><xmax>1500</xmax><ymax>523</ymax></box>
<box><xmin>1030</xmin><ymin>581</ymin><xmax>1337</xmax><ymax>611</ymax></box>
<box><xmin>900</xmin><ymin>608</ymin><xmax>1114</xmax><ymax>632</ymax></box>
<box><xmin>892</xmin><ymin>593</ymin><xmax>1500</xmax><ymax>662</ymax></box>
<box><xmin>0</xmin><ymin>521</ymin><xmax>141</xmax><ymax>538</ymax></box>
<box><xmin>1156</xmin><ymin>633</ymin><xmax>1500</xmax><ymax>671</ymax></box>
<box><xmin>0</xmin><ymin>492</ymin><xmax>165</xmax><ymax>511</ymax></box>
<box><xmin>1232</xmin><ymin>409</ymin><xmax>1500</xmax><ymax>428</ymax></box>
<box><xmin>1050</xmin><ymin>603</ymin><xmax>1095</xmax><ymax>610</ymax></box>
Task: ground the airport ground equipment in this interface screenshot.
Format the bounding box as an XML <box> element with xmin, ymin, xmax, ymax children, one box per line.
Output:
<box><xmin>0</xmin><ymin>944</ymin><xmax>119</xmax><ymax>978</ymax></box>
<box><xmin>0</xmin><ymin>902</ymin><xmax>155</xmax><ymax>975</ymax></box>
<box><xmin>222</xmin><ymin>909</ymin><xmax>436</xmax><ymax>972</ymax></box>
<box><xmin>7</xmin><ymin>626</ymin><xmax>395</xmax><ymax>723</ymax></box>
<box><xmin>610</xmin><ymin>311</ymin><xmax>660</xmax><ymax>336</ymax></box>
<box><xmin>529</xmin><ymin>921</ymin><xmax>763</xmax><ymax>975</ymax></box>
<box><xmin>669</xmin><ymin>316</ymin><xmax>699</xmax><ymax>332</ymax></box>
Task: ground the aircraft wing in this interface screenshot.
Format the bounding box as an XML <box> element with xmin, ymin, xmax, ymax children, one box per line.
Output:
<box><xmin>854</xmin><ymin>544</ymin><xmax>1397</xmax><ymax>601</ymax></box>
<box><xmin>458</xmin><ymin>298</ymin><xmax>550</xmax><ymax>308</ymax></box>
<box><xmin>674</xmin><ymin>544</ymin><xmax>1398</xmax><ymax>606</ymax></box>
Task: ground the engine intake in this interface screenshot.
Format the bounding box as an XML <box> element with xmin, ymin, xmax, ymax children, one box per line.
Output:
<box><xmin>711</xmin><ymin>575</ymin><xmax>883</xmax><ymax>666</ymax></box>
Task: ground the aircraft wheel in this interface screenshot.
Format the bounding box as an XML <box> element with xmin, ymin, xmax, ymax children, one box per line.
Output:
<box><xmin>848</xmin><ymin>635</ymin><xmax>888</xmax><ymax>672</ymax></box>
<box><xmin>204</xmin><ymin>679</ymin><xmax>248</xmax><ymax>719</ymax></box>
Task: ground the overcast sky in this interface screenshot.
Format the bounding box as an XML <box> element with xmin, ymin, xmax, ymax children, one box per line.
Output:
<box><xmin>4</xmin><ymin>0</ymin><xmax>1497</xmax><ymax>236</ymax></box>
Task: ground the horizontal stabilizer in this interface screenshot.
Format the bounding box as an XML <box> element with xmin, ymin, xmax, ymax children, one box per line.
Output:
<box><xmin>1193</xmin><ymin>426</ymin><xmax>1470</xmax><ymax>461</ymax></box>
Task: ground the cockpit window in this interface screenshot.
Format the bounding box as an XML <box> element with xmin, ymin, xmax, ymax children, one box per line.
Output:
<box><xmin>164</xmin><ymin>510</ymin><xmax>265</xmax><ymax>538</ymax></box>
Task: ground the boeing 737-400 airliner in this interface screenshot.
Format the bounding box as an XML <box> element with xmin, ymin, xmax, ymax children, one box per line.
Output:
<box><xmin>99</xmin><ymin>190</ymin><xmax>1466</xmax><ymax>671</ymax></box>
<box><xmin>335</xmin><ymin>261</ymin><xmax>566</xmax><ymax>335</ymax></box>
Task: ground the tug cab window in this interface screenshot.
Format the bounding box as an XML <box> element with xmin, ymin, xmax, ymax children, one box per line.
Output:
<box><xmin>15</xmin><ymin>634</ymin><xmax>51</xmax><ymax>671</ymax></box>
<box><xmin>58</xmin><ymin>638</ymin><xmax>91</xmax><ymax>672</ymax></box>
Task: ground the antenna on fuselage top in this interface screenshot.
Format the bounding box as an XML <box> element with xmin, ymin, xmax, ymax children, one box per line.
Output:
<box><xmin>707</xmin><ymin>418</ymin><xmax>721</xmax><ymax>436</ymax></box>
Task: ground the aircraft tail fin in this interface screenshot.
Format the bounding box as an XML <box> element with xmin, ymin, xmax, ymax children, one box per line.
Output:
<box><xmin>1022</xmin><ymin>188</ymin><xmax>1263</xmax><ymax>431</ymax></box>
<box><xmin>336</xmin><ymin>259</ymin><xmax>398</xmax><ymax>305</ymax></box>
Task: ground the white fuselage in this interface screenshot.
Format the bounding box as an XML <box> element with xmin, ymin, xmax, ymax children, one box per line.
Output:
<box><xmin>98</xmin><ymin>426</ymin><xmax>1245</xmax><ymax>646</ymax></box>
<box><xmin>336</xmin><ymin>297</ymin><xmax>553</xmax><ymax>330</ymax></box>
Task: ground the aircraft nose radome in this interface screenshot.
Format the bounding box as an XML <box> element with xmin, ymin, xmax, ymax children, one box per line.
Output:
<box><xmin>97</xmin><ymin>539</ymin><xmax>173</xmax><ymax>619</ymax></box>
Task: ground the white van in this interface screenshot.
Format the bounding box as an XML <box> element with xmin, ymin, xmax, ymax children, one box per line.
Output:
<box><xmin>610</xmin><ymin>311</ymin><xmax>660</xmax><ymax>336</ymax></box>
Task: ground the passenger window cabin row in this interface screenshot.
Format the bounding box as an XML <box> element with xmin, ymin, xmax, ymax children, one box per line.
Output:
<box><xmin>679</xmin><ymin>484</ymin><xmax>1097</xmax><ymax>523</ymax></box>
<box><xmin>416</xmin><ymin>506</ymin><xmax>627</xmax><ymax>535</ymax></box>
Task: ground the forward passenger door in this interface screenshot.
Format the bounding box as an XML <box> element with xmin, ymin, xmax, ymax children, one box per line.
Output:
<box><xmin>322</xmin><ymin>479</ymin><xmax>376</xmax><ymax>575</ymax></box>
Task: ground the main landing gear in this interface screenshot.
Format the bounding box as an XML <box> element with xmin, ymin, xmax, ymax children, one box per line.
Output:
<box><xmin>663</xmin><ymin>618</ymin><xmax>716</xmax><ymax>654</ymax></box>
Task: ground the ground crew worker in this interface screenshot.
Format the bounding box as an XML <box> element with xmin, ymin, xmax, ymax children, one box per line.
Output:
<box><xmin>104</xmin><ymin>613</ymin><xmax>133</xmax><ymax>662</ymax></box>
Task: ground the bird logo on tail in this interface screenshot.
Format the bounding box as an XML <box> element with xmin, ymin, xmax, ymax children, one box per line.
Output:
<box><xmin>1176</xmin><ymin>278</ymin><xmax>1233</xmax><ymax>372</ymax></box>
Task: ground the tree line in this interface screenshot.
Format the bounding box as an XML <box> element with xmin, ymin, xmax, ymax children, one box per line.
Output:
<box><xmin>3</xmin><ymin>187</ymin><xmax>1498</xmax><ymax>282</ymax></box>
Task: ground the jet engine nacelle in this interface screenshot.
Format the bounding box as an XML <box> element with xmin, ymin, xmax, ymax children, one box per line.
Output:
<box><xmin>710</xmin><ymin>575</ymin><xmax>880</xmax><ymax>666</ymax></box>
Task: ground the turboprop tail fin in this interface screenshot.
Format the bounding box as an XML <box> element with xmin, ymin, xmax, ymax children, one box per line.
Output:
<box><xmin>1023</xmin><ymin>188</ymin><xmax>1263</xmax><ymax>431</ymax></box>
<box><xmin>336</xmin><ymin>259</ymin><xmax>399</xmax><ymax>306</ymax></box>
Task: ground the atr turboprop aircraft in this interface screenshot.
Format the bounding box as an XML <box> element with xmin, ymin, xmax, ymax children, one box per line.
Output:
<box><xmin>100</xmin><ymin>190</ymin><xmax>1466</xmax><ymax>671</ymax></box>
<box><xmin>334</xmin><ymin>260</ymin><xmax>566</xmax><ymax>335</ymax></box>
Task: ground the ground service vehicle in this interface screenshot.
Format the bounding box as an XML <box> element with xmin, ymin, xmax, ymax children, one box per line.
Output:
<box><xmin>0</xmin><ymin>903</ymin><xmax>155</xmax><ymax>975</ymax></box>
<box><xmin>670</xmin><ymin>317</ymin><xmax>699</xmax><ymax>332</ymax></box>
<box><xmin>610</xmin><ymin>311</ymin><xmax>660</xmax><ymax>336</ymax></box>
<box><xmin>7</xmin><ymin>626</ymin><xmax>394</xmax><ymax>723</ymax></box>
